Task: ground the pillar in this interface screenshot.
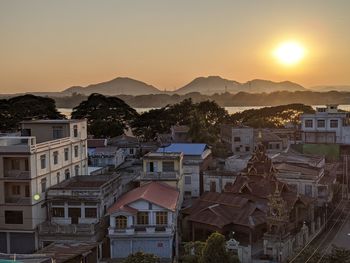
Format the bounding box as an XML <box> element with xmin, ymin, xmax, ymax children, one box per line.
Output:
<box><xmin>64</xmin><ymin>202</ymin><xmax>69</xmax><ymax>220</ymax></box>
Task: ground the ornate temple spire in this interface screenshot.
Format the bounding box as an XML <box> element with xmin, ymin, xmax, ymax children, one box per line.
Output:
<box><xmin>245</xmin><ymin>143</ymin><xmax>277</xmax><ymax>178</ymax></box>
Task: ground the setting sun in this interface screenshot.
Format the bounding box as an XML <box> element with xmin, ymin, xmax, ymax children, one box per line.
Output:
<box><xmin>273</xmin><ymin>41</ymin><xmax>306</xmax><ymax>66</ymax></box>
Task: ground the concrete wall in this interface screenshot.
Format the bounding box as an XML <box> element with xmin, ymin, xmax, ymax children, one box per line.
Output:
<box><xmin>110</xmin><ymin>237</ymin><xmax>173</xmax><ymax>259</ymax></box>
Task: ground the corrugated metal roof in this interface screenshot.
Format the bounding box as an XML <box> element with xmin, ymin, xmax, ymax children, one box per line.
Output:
<box><xmin>156</xmin><ymin>143</ymin><xmax>208</xmax><ymax>156</ymax></box>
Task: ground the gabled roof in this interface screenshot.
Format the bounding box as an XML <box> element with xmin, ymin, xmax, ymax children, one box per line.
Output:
<box><xmin>157</xmin><ymin>143</ymin><xmax>209</xmax><ymax>156</ymax></box>
<box><xmin>87</xmin><ymin>139</ymin><xmax>107</xmax><ymax>148</ymax></box>
<box><xmin>108</xmin><ymin>182</ymin><xmax>179</xmax><ymax>214</ymax></box>
<box><xmin>183</xmin><ymin>191</ymin><xmax>267</xmax><ymax>229</ymax></box>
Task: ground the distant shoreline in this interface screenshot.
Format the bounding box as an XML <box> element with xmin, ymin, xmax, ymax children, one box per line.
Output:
<box><xmin>59</xmin><ymin>104</ymin><xmax>350</xmax><ymax>119</ymax></box>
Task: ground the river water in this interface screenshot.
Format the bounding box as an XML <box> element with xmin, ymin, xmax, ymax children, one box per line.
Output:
<box><xmin>59</xmin><ymin>105</ymin><xmax>350</xmax><ymax>119</ymax></box>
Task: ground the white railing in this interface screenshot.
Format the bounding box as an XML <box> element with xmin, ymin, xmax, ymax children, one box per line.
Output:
<box><xmin>31</xmin><ymin>137</ymin><xmax>71</xmax><ymax>152</ymax></box>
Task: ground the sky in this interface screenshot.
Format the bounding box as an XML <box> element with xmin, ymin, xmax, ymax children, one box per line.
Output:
<box><xmin>0</xmin><ymin>0</ymin><xmax>350</xmax><ymax>93</ymax></box>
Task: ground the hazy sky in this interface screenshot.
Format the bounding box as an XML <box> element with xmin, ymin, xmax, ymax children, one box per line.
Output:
<box><xmin>1</xmin><ymin>0</ymin><xmax>350</xmax><ymax>93</ymax></box>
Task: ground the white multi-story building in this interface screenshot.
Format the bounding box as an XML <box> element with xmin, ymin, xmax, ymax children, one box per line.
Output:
<box><xmin>221</xmin><ymin>125</ymin><xmax>254</xmax><ymax>154</ymax></box>
<box><xmin>0</xmin><ymin>119</ymin><xmax>88</xmax><ymax>254</ymax></box>
<box><xmin>108</xmin><ymin>181</ymin><xmax>180</xmax><ymax>260</ymax></box>
<box><xmin>156</xmin><ymin>143</ymin><xmax>212</xmax><ymax>198</ymax></box>
<box><xmin>300</xmin><ymin>104</ymin><xmax>350</xmax><ymax>144</ymax></box>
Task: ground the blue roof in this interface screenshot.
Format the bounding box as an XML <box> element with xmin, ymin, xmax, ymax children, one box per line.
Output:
<box><xmin>157</xmin><ymin>143</ymin><xmax>208</xmax><ymax>156</ymax></box>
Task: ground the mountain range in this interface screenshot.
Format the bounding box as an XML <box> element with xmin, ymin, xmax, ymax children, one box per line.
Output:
<box><xmin>62</xmin><ymin>76</ymin><xmax>308</xmax><ymax>96</ymax></box>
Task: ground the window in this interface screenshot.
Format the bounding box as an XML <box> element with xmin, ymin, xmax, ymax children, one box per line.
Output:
<box><xmin>234</xmin><ymin>137</ymin><xmax>241</xmax><ymax>142</ymax></box>
<box><xmin>163</xmin><ymin>161</ymin><xmax>174</xmax><ymax>172</ymax></box>
<box><xmin>65</xmin><ymin>169</ymin><xmax>70</xmax><ymax>180</ymax></box>
<box><xmin>5</xmin><ymin>211</ymin><xmax>23</xmax><ymax>224</ymax></box>
<box><xmin>116</xmin><ymin>216</ymin><xmax>127</xmax><ymax>229</ymax></box>
<box><xmin>305</xmin><ymin>120</ymin><xmax>313</xmax><ymax>128</ymax></box>
<box><xmin>137</xmin><ymin>212</ymin><xmax>149</xmax><ymax>225</ymax></box>
<box><xmin>21</xmin><ymin>129</ymin><xmax>31</xmax><ymax>136</ymax></box>
<box><xmin>156</xmin><ymin>211</ymin><xmax>168</xmax><ymax>225</ymax></box>
<box><xmin>73</xmin><ymin>125</ymin><xmax>78</xmax><ymax>137</ymax></box>
<box><xmin>317</xmin><ymin>120</ymin><xmax>326</xmax><ymax>128</ymax></box>
<box><xmin>64</xmin><ymin>148</ymin><xmax>69</xmax><ymax>161</ymax></box>
<box><xmin>148</xmin><ymin>202</ymin><xmax>153</xmax><ymax>210</ymax></box>
<box><xmin>305</xmin><ymin>185</ymin><xmax>312</xmax><ymax>197</ymax></box>
<box><xmin>74</xmin><ymin>146</ymin><xmax>79</xmax><ymax>158</ymax></box>
<box><xmin>74</xmin><ymin>165</ymin><xmax>79</xmax><ymax>176</ymax></box>
<box><xmin>185</xmin><ymin>175</ymin><xmax>192</xmax><ymax>185</ymax></box>
<box><xmin>40</xmin><ymin>155</ymin><xmax>46</xmax><ymax>169</ymax></box>
<box><xmin>129</xmin><ymin>148</ymin><xmax>134</xmax><ymax>155</ymax></box>
<box><xmin>85</xmin><ymin>208</ymin><xmax>97</xmax><ymax>218</ymax></box>
<box><xmin>53</xmin><ymin>151</ymin><xmax>58</xmax><ymax>165</ymax></box>
<box><xmin>235</xmin><ymin>147</ymin><xmax>240</xmax><ymax>152</ymax></box>
<box><xmin>11</xmin><ymin>159</ymin><xmax>20</xmax><ymax>170</ymax></box>
<box><xmin>148</xmin><ymin>162</ymin><xmax>154</xmax><ymax>172</ymax></box>
<box><xmin>52</xmin><ymin>207</ymin><xmax>64</xmax><ymax>217</ymax></box>
<box><xmin>52</xmin><ymin>126</ymin><xmax>63</xmax><ymax>139</ymax></box>
<box><xmin>56</xmin><ymin>172</ymin><xmax>60</xmax><ymax>184</ymax></box>
<box><xmin>245</xmin><ymin>146</ymin><xmax>250</xmax><ymax>152</ymax></box>
<box><xmin>330</xmin><ymin>119</ymin><xmax>338</xmax><ymax>128</ymax></box>
<box><xmin>25</xmin><ymin>159</ymin><xmax>29</xmax><ymax>171</ymax></box>
<box><xmin>12</xmin><ymin>185</ymin><xmax>20</xmax><ymax>195</ymax></box>
<box><xmin>210</xmin><ymin>181</ymin><xmax>216</xmax><ymax>192</ymax></box>
<box><xmin>276</xmin><ymin>143</ymin><xmax>280</xmax><ymax>149</ymax></box>
<box><xmin>41</xmin><ymin>178</ymin><xmax>47</xmax><ymax>193</ymax></box>
<box><xmin>25</xmin><ymin>185</ymin><xmax>30</xmax><ymax>197</ymax></box>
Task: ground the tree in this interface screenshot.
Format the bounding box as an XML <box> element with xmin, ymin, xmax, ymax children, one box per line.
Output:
<box><xmin>181</xmin><ymin>241</ymin><xmax>206</xmax><ymax>263</ymax></box>
<box><xmin>231</xmin><ymin>103</ymin><xmax>314</xmax><ymax>128</ymax></box>
<box><xmin>122</xmin><ymin>252</ymin><xmax>160</xmax><ymax>263</ymax></box>
<box><xmin>200</xmin><ymin>232</ymin><xmax>235</xmax><ymax>263</ymax></box>
<box><xmin>0</xmin><ymin>95</ymin><xmax>64</xmax><ymax>132</ymax></box>
<box><xmin>71</xmin><ymin>93</ymin><xmax>138</xmax><ymax>138</ymax></box>
<box><xmin>131</xmin><ymin>98</ymin><xmax>232</xmax><ymax>144</ymax></box>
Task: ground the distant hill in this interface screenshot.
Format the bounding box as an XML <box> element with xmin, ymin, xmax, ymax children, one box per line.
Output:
<box><xmin>175</xmin><ymin>76</ymin><xmax>241</xmax><ymax>95</ymax></box>
<box><xmin>63</xmin><ymin>77</ymin><xmax>161</xmax><ymax>96</ymax></box>
<box><xmin>61</xmin><ymin>75</ymin><xmax>307</xmax><ymax>96</ymax></box>
<box><xmin>309</xmin><ymin>85</ymin><xmax>350</xmax><ymax>92</ymax></box>
<box><xmin>242</xmin><ymin>79</ymin><xmax>306</xmax><ymax>93</ymax></box>
<box><xmin>174</xmin><ymin>76</ymin><xmax>306</xmax><ymax>95</ymax></box>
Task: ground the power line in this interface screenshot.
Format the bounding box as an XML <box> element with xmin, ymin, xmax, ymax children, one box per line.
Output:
<box><xmin>288</xmin><ymin>200</ymin><xmax>346</xmax><ymax>263</ymax></box>
<box><xmin>304</xmin><ymin>200</ymin><xmax>348</xmax><ymax>263</ymax></box>
<box><xmin>316</xmin><ymin>202</ymin><xmax>350</xmax><ymax>263</ymax></box>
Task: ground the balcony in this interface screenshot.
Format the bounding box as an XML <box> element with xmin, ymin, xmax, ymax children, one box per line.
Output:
<box><xmin>5</xmin><ymin>196</ymin><xmax>31</xmax><ymax>205</ymax></box>
<box><xmin>108</xmin><ymin>225</ymin><xmax>173</xmax><ymax>236</ymax></box>
<box><xmin>38</xmin><ymin>221</ymin><xmax>100</xmax><ymax>235</ymax></box>
<box><xmin>4</xmin><ymin>170</ymin><xmax>30</xmax><ymax>179</ymax></box>
<box><xmin>141</xmin><ymin>171</ymin><xmax>179</xmax><ymax>180</ymax></box>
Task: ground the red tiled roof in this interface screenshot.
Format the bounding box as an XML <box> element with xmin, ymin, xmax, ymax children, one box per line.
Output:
<box><xmin>87</xmin><ymin>139</ymin><xmax>107</xmax><ymax>148</ymax></box>
<box><xmin>108</xmin><ymin>182</ymin><xmax>179</xmax><ymax>214</ymax></box>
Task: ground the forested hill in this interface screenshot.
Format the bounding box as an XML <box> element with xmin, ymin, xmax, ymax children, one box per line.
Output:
<box><xmin>50</xmin><ymin>90</ymin><xmax>350</xmax><ymax>109</ymax></box>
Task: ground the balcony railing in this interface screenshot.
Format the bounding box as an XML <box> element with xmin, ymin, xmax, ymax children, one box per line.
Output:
<box><xmin>108</xmin><ymin>225</ymin><xmax>173</xmax><ymax>235</ymax></box>
<box><xmin>4</xmin><ymin>170</ymin><xmax>30</xmax><ymax>179</ymax></box>
<box><xmin>38</xmin><ymin>221</ymin><xmax>100</xmax><ymax>235</ymax></box>
<box><xmin>141</xmin><ymin>171</ymin><xmax>179</xmax><ymax>180</ymax></box>
<box><xmin>5</xmin><ymin>196</ymin><xmax>31</xmax><ymax>205</ymax></box>
<box><xmin>31</xmin><ymin>137</ymin><xmax>71</xmax><ymax>152</ymax></box>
